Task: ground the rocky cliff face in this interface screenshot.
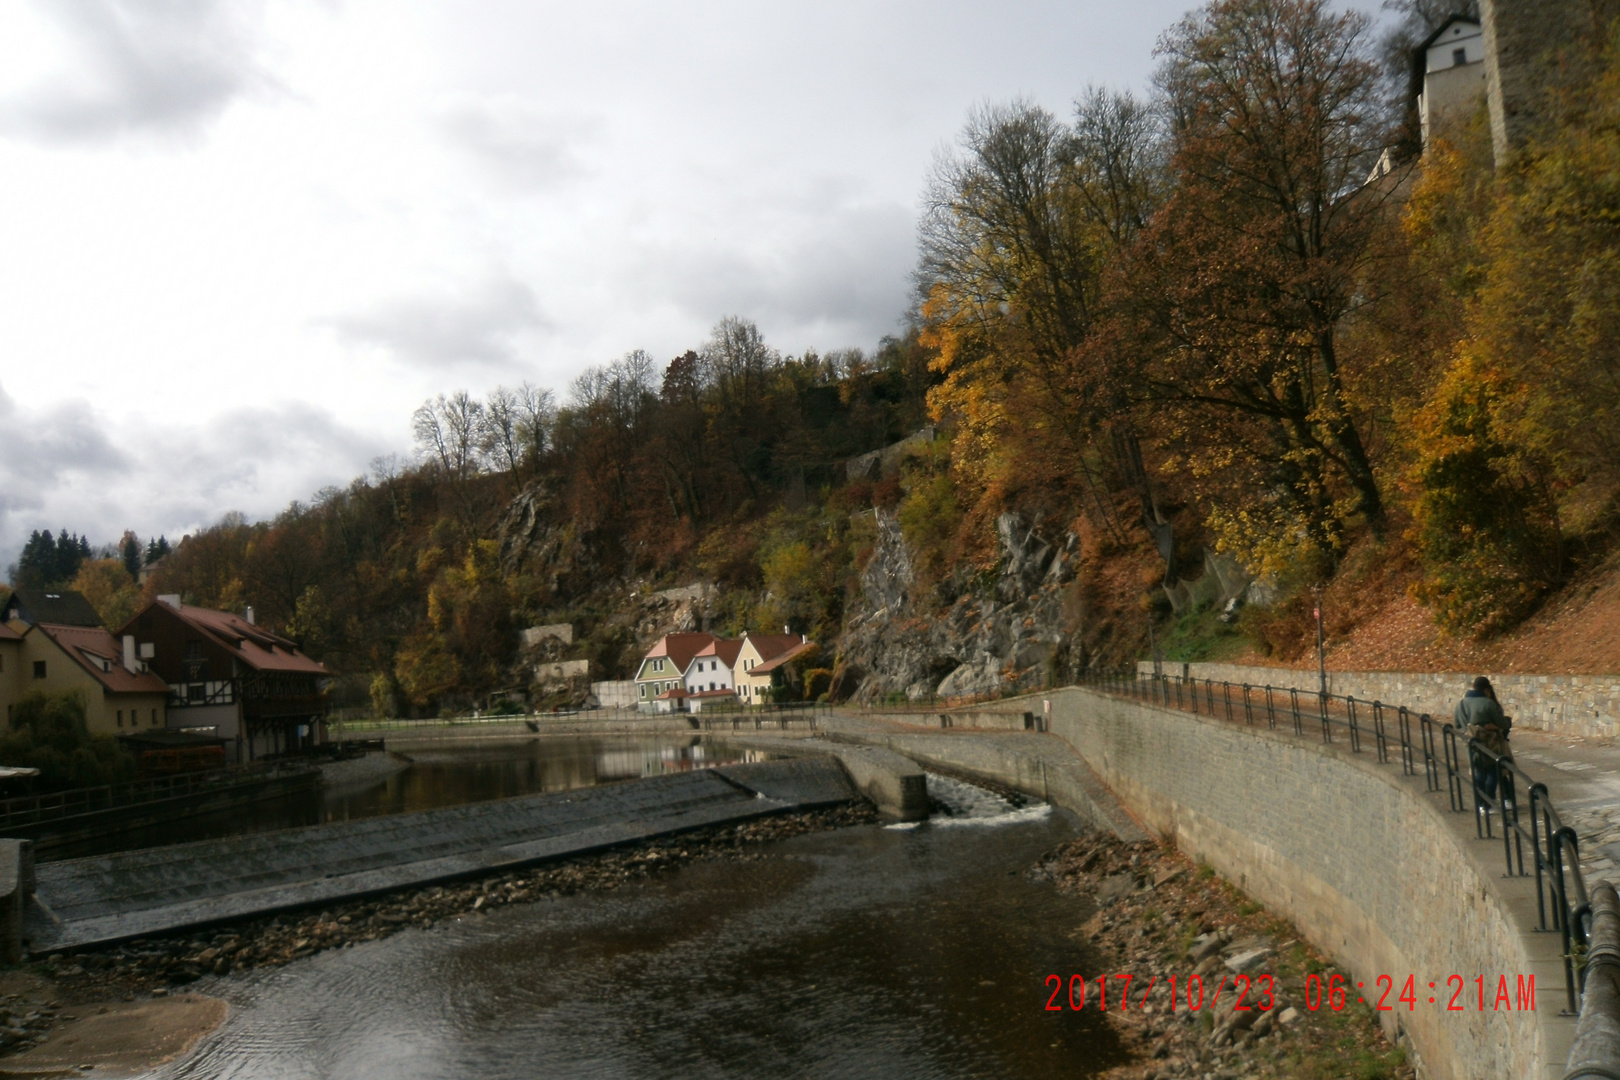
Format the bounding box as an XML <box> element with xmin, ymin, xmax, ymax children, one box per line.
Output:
<box><xmin>836</xmin><ymin>510</ymin><xmax>1079</xmax><ymax>702</ymax></box>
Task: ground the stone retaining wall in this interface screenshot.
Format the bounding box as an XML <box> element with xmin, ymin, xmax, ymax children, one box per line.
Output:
<box><xmin>1140</xmin><ymin>661</ymin><xmax>1620</xmax><ymax>740</ymax></box>
<box><xmin>1030</xmin><ymin>686</ymin><xmax>1571</xmax><ymax>1080</ymax></box>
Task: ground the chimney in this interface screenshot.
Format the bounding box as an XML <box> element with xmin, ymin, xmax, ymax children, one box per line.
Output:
<box><xmin>158</xmin><ymin>594</ymin><xmax>182</xmax><ymax>609</ymax></box>
<box><xmin>122</xmin><ymin>635</ymin><xmax>138</xmax><ymax>674</ymax></box>
<box><xmin>245</xmin><ymin>605</ymin><xmax>255</xmax><ymax>626</ymax></box>
<box><xmin>783</xmin><ymin>625</ymin><xmax>790</xmax><ymax>634</ymax></box>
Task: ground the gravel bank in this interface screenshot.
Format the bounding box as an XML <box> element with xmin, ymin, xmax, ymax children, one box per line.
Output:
<box><xmin>1035</xmin><ymin>833</ymin><xmax>1415</xmax><ymax>1080</ymax></box>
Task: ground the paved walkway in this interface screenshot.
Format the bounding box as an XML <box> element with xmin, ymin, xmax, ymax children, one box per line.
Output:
<box><xmin>1503</xmin><ymin>729</ymin><xmax>1620</xmax><ymax>882</ymax></box>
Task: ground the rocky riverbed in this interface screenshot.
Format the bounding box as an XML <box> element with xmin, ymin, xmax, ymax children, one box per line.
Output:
<box><xmin>1035</xmin><ymin>834</ymin><xmax>1416</xmax><ymax>1080</ymax></box>
<box><xmin>1</xmin><ymin>802</ymin><xmax>877</xmax><ymax>1065</ymax></box>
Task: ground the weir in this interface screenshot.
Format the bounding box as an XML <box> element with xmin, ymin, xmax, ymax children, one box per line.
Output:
<box><xmin>17</xmin><ymin>757</ymin><xmax>864</xmax><ymax>954</ymax></box>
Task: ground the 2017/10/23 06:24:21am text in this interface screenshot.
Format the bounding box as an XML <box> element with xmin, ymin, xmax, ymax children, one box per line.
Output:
<box><xmin>1043</xmin><ymin>973</ymin><xmax>1536</xmax><ymax>1013</ymax></box>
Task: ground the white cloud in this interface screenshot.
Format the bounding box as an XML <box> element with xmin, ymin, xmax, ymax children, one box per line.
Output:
<box><xmin>0</xmin><ymin>0</ymin><xmax>1220</xmax><ymax>568</ymax></box>
<box><xmin>324</xmin><ymin>277</ymin><xmax>551</xmax><ymax>373</ymax></box>
<box><xmin>0</xmin><ymin>382</ymin><xmax>387</xmax><ymax>572</ymax></box>
<box><xmin>438</xmin><ymin>97</ymin><xmax>600</xmax><ymax>192</ymax></box>
<box><xmin>0</xmin><ymin>0</ymin><xmax>275</xmax><ymax>144</ymax></box>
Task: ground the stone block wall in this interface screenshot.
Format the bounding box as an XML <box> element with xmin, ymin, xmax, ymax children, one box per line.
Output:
<box><xmin>1033</xmin><ymin>687</ymin><xmax>1572</xmax><ymax>1080</ymax></box>
<box><xmin>1139</xmin><ymin>661</ymin><xmax>1620</xmax><ymax>739</ymax></box>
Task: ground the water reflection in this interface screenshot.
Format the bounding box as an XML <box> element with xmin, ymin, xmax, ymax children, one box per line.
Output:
<box><xmin>326</xmin><ymin>737</ymin><xmax>766</xmax><ymax>823</ymax></box>
<box><xmin>166</xmin><ymin>791</ymin><xmax>1124</xmax><ymax>1080</ymax></box>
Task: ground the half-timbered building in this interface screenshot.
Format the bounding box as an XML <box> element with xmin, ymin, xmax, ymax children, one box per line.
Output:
<box><xmin>117</xmin><ymin>596</ymin><xmax>329</xmax><ymax>761</ymax></box>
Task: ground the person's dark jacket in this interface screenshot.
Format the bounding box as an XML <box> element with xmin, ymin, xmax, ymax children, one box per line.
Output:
<box><xmin>1454</xmin><ymin>690</ymin><xmax>1509</xmax><ymax>732</ymax></box>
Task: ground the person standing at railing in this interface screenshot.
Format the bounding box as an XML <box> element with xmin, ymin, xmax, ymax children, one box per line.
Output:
<box><xmin>1455</xmin><ymin>676</ymin><xmax>1513</xmax><ymax>801</ymax></box>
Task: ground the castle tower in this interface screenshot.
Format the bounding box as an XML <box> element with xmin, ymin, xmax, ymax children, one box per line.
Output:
<box><xmin>1479</xmin><ymin>0</ymin><xmax>1608</xmax><ymax>164</ymax></box>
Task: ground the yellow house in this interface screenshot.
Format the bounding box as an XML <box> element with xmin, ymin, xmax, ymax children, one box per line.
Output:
<box><xmin>0</xmin><ymin>621</ymin><xmax>23</xmax><ymax>727</ymax></box>
<box><xmin>12</xmin><ymin>623</ymin><xmax>168</xmax><ymax>736</ymax></box>
<box><xmin>734</xmin><ymin>632</ymin><xmax>814</xmax><ymax>705</ymax></box>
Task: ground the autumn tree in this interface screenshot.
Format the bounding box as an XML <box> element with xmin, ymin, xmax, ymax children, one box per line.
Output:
<box><xmin>917</xmin><ymin>90</ymin><xmax>1161</xmax><ymax>545</ymax></box>
<box><xmin>1114</xmin><ymin>0</ymin><xmax>1397</xmax><ymax>572</ymax></box>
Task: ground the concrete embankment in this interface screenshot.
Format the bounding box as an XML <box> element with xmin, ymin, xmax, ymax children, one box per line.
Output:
<box><xmin>1034</xmin><ymin>688</ymin><xmax>1568</xmax><ymax>1080</ymax></box>
<box><xmin>825</xmin><ymin>692</ymin><xmax>1578</xmax><ymax>1078</ymax></box>
<box><xmin>22</xmin><ymin>758</ymin><xmax>858</xmax><ymax>953</ymax></box>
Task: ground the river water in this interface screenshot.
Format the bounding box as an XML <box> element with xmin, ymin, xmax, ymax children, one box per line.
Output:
<box><xmin>156</xmin><ymin>774</ymin><xmax>1124</xmax><ymax>1080</ymax></box>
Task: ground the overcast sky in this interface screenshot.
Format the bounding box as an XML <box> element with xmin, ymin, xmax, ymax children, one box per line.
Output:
<box><xmin>0</xmin><ymin>0</ymin><xmax>1374</xmax><ymax>573</ymax></box>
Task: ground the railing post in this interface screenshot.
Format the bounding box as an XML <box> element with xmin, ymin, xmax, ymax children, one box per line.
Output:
<box><xmin>1289</xmin><ymin>688</ymin><xmax>1303</xmax><ymax>735</ymax></box>
<box><xmin>1399</xmin><ymin>706</ymin><xmax>1415</xmax><ymax>776</ymax></box>
<box><xmin>1346</xmin><ymin>696</ymin><xmax>1361</xmax><ymax>753</ymax></box>
<box><xmin>1265</xmin><ymin>685</ymin><xmax>1276</xmax><ymax>728</ymax></box>
<box><xmin>1319</xmin><ymin>691</ymin><xmax>1332</xmax><ymax>744</ymax></box>
<box><xmin>1441</xmin><ymin>721</ymin><xmax>1463</xmax><ymax>809</ymax></box>
<box><xmin>1242</xmin><ymin>684</ymin><xmax>1253</xmax><ymax>725</ymax></box>
<box><xmin>1372</xmin><ymin>701</ymin><xmax>1388</xmax><ymax>764</ymax></box>
<box><xmin>1500</xmin><ymin>765</ymin><xmax>1524</xmax><ymax>877</ymax></box>
<box><xmin>1422</xmin><ymin>714</ymin><xmax>1441</xmax><ymax>792</ymax></box>
<box><xmin>1222</xmin><ymin>681</ymin><xmax>1233</xmax><ymax>722</ymax></box>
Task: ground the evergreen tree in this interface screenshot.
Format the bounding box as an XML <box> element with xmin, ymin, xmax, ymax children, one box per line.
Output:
<box><xmin>119</xmin><ymin>531</ymin><xmax>142</xmax><ymax>580</ymax></box>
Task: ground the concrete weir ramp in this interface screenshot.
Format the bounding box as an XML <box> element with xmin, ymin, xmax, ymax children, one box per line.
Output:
<box><xmin>25</xmin><ymin>758</ymin><xmax>857</xmax><ymax>953</ymax></box>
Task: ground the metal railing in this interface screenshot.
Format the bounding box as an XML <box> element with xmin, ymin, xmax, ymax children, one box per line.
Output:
<box><xmin>1085</xmin><ymin>670</ymin><xmax>1595</xmax><ymax>1017</ymax></box>
<box><xmin>846</xmin><ymin>687</ymin><xmax>1047</xmax><ymax>714</ymax></box>
<box><xmin>0</xmin><ymin>759</ymin><xmax>317</xmax><ymax>831</ymax></box>
<box><xmin>693</xmin><ymin>702</ymin><xmax>825</xmax><ymax>730</ymax></box>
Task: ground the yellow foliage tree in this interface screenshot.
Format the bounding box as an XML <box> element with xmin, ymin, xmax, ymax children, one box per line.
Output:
<box><xmin>69</xmin><ymin>559</ymin><xmax>141</xmax><ymax>628</ymax></box>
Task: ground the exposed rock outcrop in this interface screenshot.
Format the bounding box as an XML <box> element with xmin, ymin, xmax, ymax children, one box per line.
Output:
<box><xmin>837</xmin><ymin>510</ymin><xmax>1078</xmax><ymax>702</ymax></box>
<box><xmin>496</xmin><ymin>482</ymin><xmax>595</xmax><ymax>596</ymax></box>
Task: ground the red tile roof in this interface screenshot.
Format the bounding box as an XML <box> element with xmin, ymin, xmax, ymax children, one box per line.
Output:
<box><xmin>122</xmin><ymin>602</ymin><xmax>327</xmax><ymax>675</ymax></box>
<box><xmin>642</xmin><ymin>633</ymin><xmax>716</xmax><ymax>677</ymax></box>
<box><xmin>0</xmin><ymin>622</ymin><xmax>22</xmax><ymax>642</ymax></box>
<box><xmin>33</xmin><ymin>624</ymin><xmax>169</xmax><ymax>695</ymax></box>
<box><xmin>743</xmin><ymin>633</ymin><xmax>811</xmax><ymax>666</ymax></box>
<box><xmin>692</xmin><ymin>638</ymin><xmax>744</xmax><ymax>669</ymax></box>
<box><xmin>750</xmin><ymin>640</ymin><xmax>817</xmax><ymax>675</ymax></box>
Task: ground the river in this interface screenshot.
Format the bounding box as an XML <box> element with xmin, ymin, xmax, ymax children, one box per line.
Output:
<box><xmin>154</xmin><ymin>773</ymin><xmax>1123</xmax><ymax>1079</ymax></box>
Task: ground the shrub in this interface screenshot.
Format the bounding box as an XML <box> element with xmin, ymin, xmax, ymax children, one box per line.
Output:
<box><xmin>0</xmin><ymin>691</ymin><xmax>135</xmax><ymax>790</ymax></box>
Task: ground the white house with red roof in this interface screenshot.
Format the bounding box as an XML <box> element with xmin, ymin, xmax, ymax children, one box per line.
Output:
<box><xmin>632</xmin><ymin>632</ymin><xmax>715</xmax><ymax>710</ymax></box>
<box><xmin>634</xmin><ymin>629</ymin><xmax>814</xmax><ymax>710</ymax></box>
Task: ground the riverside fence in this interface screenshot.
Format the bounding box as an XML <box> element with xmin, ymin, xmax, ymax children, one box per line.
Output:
<box><xmin>0</xmin><ymin>759</ymin><xmax>319</xmax><ymax>832</ymax></box>
<box><xmin>1085</xmin><ymin>670</ymin><xmax>1596</xmax><ymax>1020</ymax></box>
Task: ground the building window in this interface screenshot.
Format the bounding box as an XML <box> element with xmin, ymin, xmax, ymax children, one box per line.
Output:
<box><xmin>151</xmin><ymin>709</ymin><xmax>159</xmax><ymax>725</ymax></box>
<box><xmin>117</xmin><ymin>710</ymin><xmax>124</xmax><ymax>727</ymax></box>
<box><xmin>639</xmin><ymin>685</ymin><xmax>646</xmax><ymax>698</ymax></box>
<box><xmin>32</xmin><ymin>661</ymin><xmax>45</xmax><ymax>679</ymax></box>
<box><xmin>188</xmin><ymin>683</ymin><xmax>204</xmax><ymax>703</ymax></box>
<box><xmin>1452</xmin><ymin>46</ymin><xmax>1467</xmax><ymax>66</ymax></box>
